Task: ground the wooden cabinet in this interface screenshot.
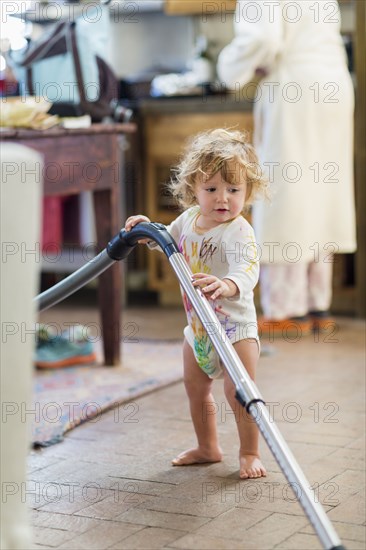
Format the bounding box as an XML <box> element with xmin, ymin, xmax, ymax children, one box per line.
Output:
<box><xmin>2</xmin><ymin>124</ymin><xmax>136</xmax><ymax>364</ymax></box>
<box><xmin>143</xmin><ymin>107</ymin><xmax>253</xmax><ymax>303</ymax></box>
<box><xmin>165</xmin><ymin>0</ymin><xmax>236</xmax><ymax>15</ymax></box>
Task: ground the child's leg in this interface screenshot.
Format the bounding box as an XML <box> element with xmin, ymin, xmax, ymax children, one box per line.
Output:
<box><xmin>223</xmin><ymin>339</ymin><xmax>267</xmax><ymax>479</ymax></box>
<box><xmin>172</xmin><ymin>338</ymin><xmax>222</xmax><ymax>466</ymax></box>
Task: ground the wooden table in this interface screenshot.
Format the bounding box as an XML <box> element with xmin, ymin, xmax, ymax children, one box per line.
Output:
<box><xmin>1</xmin><ymin>123</ymin><xmax>136</xmax><ymax>365</ymax></box>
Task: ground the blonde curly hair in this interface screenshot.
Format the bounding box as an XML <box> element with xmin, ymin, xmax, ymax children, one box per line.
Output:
<box><xmin>169</xmin><ymin>128</ymin><xmax>268</xmax><ymax>213</ymax></box>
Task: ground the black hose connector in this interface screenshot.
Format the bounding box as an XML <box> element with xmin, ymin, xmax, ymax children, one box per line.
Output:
<box><xmin>107</xmin><ymin>222</ymin><xmax>179</xmax><ymax>261</ymax></box>
<box><xmin>107</xmin><ymin>233</ymin><xmax>135</xmax><ymax>261</ymax></box>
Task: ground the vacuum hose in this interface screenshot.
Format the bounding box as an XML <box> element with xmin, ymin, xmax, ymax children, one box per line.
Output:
<box><xmin>35</xmin><ymin>222</ymin><xmax>177</xmax><ymax>312</ymax></box>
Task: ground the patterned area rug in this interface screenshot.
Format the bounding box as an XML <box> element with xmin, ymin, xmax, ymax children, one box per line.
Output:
<box><xmin>32</xmin><ymin>340</ymin><xmax>182</xmax><ymax>447</ymax></box>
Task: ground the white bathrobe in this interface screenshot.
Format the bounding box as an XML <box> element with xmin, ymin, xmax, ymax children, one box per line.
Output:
<box><xmin>217</xmin><ymin>0</ymin><xmax>356</xmax><ymax>263</ymax></box>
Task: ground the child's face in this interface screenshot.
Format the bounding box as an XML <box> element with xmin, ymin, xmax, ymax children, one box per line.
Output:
<box><xmin>194</xmin><ymin>170</ymin><xmax>247</xmax><ymax>229</ymax></box>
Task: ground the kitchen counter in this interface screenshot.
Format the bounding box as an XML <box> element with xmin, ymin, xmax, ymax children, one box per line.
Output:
<box><xmin>123</xmin><ymin>94</ymin><xmax>254</xmax><ymax>116</ymax></box>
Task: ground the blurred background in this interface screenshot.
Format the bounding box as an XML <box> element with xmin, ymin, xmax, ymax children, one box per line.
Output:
<box><xmin>1</xmin><ymin>0</ymin><xmax>364</xmax><ymax>316</ymax></box>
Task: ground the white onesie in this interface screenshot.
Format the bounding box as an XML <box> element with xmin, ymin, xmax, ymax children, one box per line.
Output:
<box><xmin>156</xmin><ymin>206</ymin><xmax>260</xmax><ymax>378</ymax></box>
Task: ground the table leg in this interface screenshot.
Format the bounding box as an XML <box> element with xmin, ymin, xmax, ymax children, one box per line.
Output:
<box><xmin>93</xmin><ymin>189</ymin><xmax>122</xmax><ymax>366</ymax></box>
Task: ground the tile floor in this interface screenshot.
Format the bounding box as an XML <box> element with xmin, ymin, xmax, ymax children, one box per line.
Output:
<box><xmin>30</xmin><ymin>307</ymin><xmax>365</xmax><ymax>549</ymax></box>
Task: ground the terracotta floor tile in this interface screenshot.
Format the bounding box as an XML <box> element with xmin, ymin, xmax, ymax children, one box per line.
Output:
<box><xmin>55</xmin><ymin>521</ymin><xmax>143</xmax><ymax>550</ymax></box>
<box><xmin>32</xmin><ymin>524</ymin><xmax>76</xmax><ymax>548</ymax></box>
<box><xmin>275</xmin><ymin>532</ymin><xmax>322</xmax><ymax>549</ymax></box>
<box><xmin>169</xmin><ymin>533</ymin><xmax>246</xmax><ymax>549</ymax></box>
<box><xmin>109</xmin><ymin>526</ymin><xmax>185</xmax><ymax>549</ymax></box>
<box><xmin>327</xmin><ymin>492</ymin><xmax>366</xmax><ymax>525</ymax></box>
<box><xmin>193</xmin><ymin>507</ymin><xmax>272</xmax><ymax>539</ymax></box>
<box><xmin>29</xmin><ymin>310</ymin><xmax>365</xmax><ymax>549</ymax></box>
<box><xmin>302</xmin><ymin>520</ymin><xmax>366</xmax><ymax>543</ymax></box>
<box><xmin>114</xmin><ymin>507</ymin><xmax>209</xmax><ymax>531</ymax></box>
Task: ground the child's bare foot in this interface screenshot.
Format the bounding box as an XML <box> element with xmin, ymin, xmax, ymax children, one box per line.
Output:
<box><xmin>172</xmin><ymin>447</ymin><xmax>222</xmax><ymax>466</ymax></box>
<box><xmin>239</xmin><ymin>454</ymin><xmax>267</xmax><ymax>479</ymax></box>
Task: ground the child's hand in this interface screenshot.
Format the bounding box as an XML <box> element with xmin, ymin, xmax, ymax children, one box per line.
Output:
<box><xmin>124</xmin><ymin>214</ymin><xmax>151</xmax><ymax>244</ymax></box>
<box><xmin>191</xmin><ymin>273</ymin><xmax>238</xmax><ymax>300</ymax></box>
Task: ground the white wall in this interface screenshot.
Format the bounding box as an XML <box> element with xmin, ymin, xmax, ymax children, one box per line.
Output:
<box><xmin>108</xmin><ymin>11</ymin><xmax>195</xmax><ymax>77</ymax></box>
<box><xmin>107</xmin><ymin>2</ymin><xmax>354</xmax><ymax>79</ymax></box>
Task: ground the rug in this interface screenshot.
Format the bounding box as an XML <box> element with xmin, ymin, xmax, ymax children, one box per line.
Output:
<box><xmin>32</xmin><ymin>340</ymin><xmax>183</xmax><ymax>447</ymax></box>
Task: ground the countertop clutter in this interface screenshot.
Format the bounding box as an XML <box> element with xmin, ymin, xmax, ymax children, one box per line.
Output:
<box><xmin>0</xmin><ymin>96</ymin><xmax>59</xmax><ymax>130</ymax></box>
<box><xmin>1</xmin><ymin>0</ymin><xmax>362</xmax><ymax>318</ymax></box>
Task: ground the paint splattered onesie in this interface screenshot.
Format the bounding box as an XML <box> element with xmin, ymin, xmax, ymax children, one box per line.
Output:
<box><xmin>155</xmin><ymin>206</ymin><xmax>260</xmax><ymax>378</ymax></box>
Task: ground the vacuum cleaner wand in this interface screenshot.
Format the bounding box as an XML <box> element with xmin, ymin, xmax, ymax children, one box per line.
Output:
<box><xmin>34</xmin><ymin>222</ymin><xmax>345</xmax><ymax>550</ymax></box>
<box><xmin>108</xmin><ymin>222</ymin><xmax>179</xmax><ymax>260</ymax></box>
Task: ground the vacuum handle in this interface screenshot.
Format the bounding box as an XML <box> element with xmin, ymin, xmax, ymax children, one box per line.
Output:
<box><xmin>107</xmin><ymin>222</ymin><xmax>179</xmax><ymax>260</ymax></box>
<box><xmin>35</xmin><ymin>222</ymin><xmax>178</xmax><ymax>312</ymax></box>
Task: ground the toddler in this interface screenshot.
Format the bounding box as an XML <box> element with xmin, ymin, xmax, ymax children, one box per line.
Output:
<box><xmin>125</xmin><ymin>129</ymin><xmax>268</xmax><ymax>479</ymax></box>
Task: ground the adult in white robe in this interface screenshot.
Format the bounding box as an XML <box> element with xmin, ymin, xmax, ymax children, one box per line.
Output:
<box><xmin>217</xmin><ymin>0</ymin><xmax>356</xmax><ymax>326</ymax></box>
